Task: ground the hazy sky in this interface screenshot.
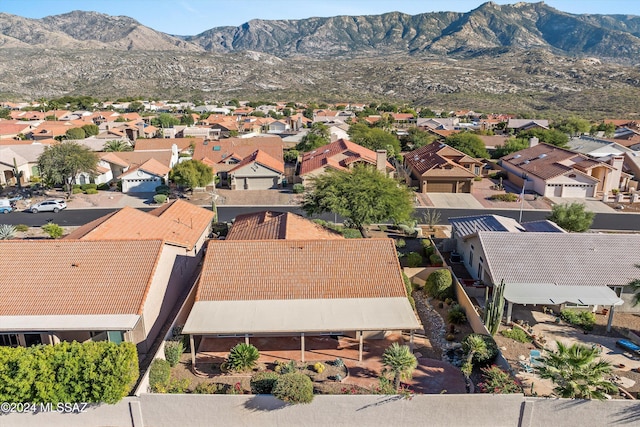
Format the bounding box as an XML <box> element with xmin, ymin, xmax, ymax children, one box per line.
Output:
<box><xmin>2</xmin><ymin>0</ymin><xmax>639</xmax><ymax>35</ymax></box>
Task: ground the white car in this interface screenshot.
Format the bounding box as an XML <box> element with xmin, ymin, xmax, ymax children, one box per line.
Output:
<box><xmin>29</xmin><ymin>199</ymin><xmax>67</xmax><ymax>213</ymax></box>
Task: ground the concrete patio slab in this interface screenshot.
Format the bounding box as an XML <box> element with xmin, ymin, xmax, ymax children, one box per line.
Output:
<box><xmin>425</xmin><ymin>193</ymin><xmax>485</xmax><ymax>209</ymax></box>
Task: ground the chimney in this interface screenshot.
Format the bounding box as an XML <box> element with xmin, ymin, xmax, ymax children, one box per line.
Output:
<box><xmin>376</xmin><ymin>150</ymin><xmax>387</xmax><ymax>172</ymax></box>
<box><xmin>608</xmin><ymin>155</ymin><xmax>624</xmax><ymax>193</ymax></box>
<box><xmin>529</xmin><ymin>137</ymin><xmax>539</xmax><ymax>147</ymax></box>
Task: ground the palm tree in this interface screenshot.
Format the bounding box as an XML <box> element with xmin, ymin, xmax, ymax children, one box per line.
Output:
<box><xmin>382</xmin><ymin>343</ymin><xmax>418</xmax><ymax>391</ymax></box>
<box><xmin>103</xmin><ymin>140</ymin><xmax>133</xmax><ymax>152</ymax></box>
<box><xmin>461</xmin><ymin>334</ymin><xmax>488</xmax><ymax>380</ymax></box>
<box><xmin>537</xmin><ymin>341</ymin><xmax>617</xmax><ymax>400</ymax></box>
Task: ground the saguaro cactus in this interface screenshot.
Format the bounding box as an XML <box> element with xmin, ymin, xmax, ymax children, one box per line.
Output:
<box><xmin>484</xmin><ymin>279</ymin><xmax>505</xmax><ymax>335</ymax></box>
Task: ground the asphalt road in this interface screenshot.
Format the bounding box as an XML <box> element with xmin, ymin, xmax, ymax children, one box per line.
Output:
<box><xmin>2</xmin><ymin>206</ymin><xmax>638</xmax><ymax>231</ymax></box>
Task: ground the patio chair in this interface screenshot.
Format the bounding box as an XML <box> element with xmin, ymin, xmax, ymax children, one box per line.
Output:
<box><xmin>529</xmin><ymin>350</ymin><xmax>542</xmax><ymax>367</ymax></box>
<box><xmin>519</xmin><ymin>361</ymin><xmax>534</xmax><ymax>373</ymax></box>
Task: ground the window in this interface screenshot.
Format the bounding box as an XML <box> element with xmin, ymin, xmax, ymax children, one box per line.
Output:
<box><xmin>107</xmin><ymin>331</ymin><xmax>124</xmax><ymax>344</ymax></box>
<box><xmin>469</xmin><ymin>250</ymin><xmax>473</xmax><ymax>265</ymax></box>
<box><xmin>0</xmin><ymin>334</ymin><xmax>19</xmax><ymax>347</ymax></box>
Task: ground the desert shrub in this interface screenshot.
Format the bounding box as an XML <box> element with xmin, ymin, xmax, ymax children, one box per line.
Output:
<box><xmin>398</xmin><ymin>224</ymin><xmax>418</xmax><ymax>237</ymax></box>
<box><xmin>406</xmin><ymin>252</ymin><xmax>423</xmax><ymax>267</ymax></box>
<box><xmin>193</xmin><ymin>382</ymin><xmax>226</xmax><ymax>394</ymax></box>
<box><xmin>155</xmin><ymin>185</ymin><xmax>171</xmax><ymax>195</ymax></box>
<box><xmin>84</xmin><ymin>188</ymin><xmax>98</xmax><ymax>194</ymax></box>
<box><xmin>462</xmin><ymin>334</ymin><xmax>499</xmax><ymax>366</ymax></box>
<box><xmin>250</xmin><ymin>371</ymin><xmax>280</xmax><ymax>394</ymax></box>
<box><xmin>425</xmin><ymin>269</ymin><xmax>453</xmax><ymax>299</ymax></box>
<box><xmin>283</xmin><ymin>149</ymin><xmax>299</xmax><ymax>163</ymax></box>
<box><xmin>72</xmin><ymin>187</ymin><xmax>83</xmax><ymax>194</ymax></box>
<box><xmin>560</xmin><ymin>309</ymin><xmax>596</xmax><ymax>331</ymax></box>
<box><xmin>395</xmin><ymin>238</ymin><xmax>406</xmax><ymax>249</ymax></box>
<box><xmin>313</xmin><ymin>362</ymin><xmax>325</xmax><ymax>373</ymax></box>
<box><xmin>80</xmin><ymin>183</ymin><xmax>97</xmax><ymax>191</ymax></box>
<box><xmin>402</xmin><ymin>272</ymin><xmax>416</xmax><ymax>309</ymax></box>
<box><xmin>474</xmin><ymin>176</ymin><xmax>483</xmax><ymax>181</ymax></box>
<box><xmin>274</xmin><ymin>360</ymin><xmax>297</xmax><ymax>374</ymax></box>
<box><xmin>72</xmin><ymin>184</ymin><xmax>82</xmax><ymax>190</ymax></box>
<box><xmin>273</xmin><ymin>372</ymin><xmax>314</xmax><ymax>404</ymax></box>
<box><xmin>227</xmin><ymin>343</ymin><xmax>260</xmax><ymax>372</ymax></box>
<box><xmin>478</xmin><ymin>366</ymin><xmax>522</xmax><ymax>394</ymax></box>
<box><xmin>489</xmin><ymin>193</ymin><xmax>518</xmax><ymax>202</ymax></box>
<box><xmin>153</xmin><ymin>194</ymin><xmax>167</xmax><ymax>204</ymax></box>
<box><xmin>341</xmin><ymin>228</ymin><xmax>362</xmax><ymax>238</ymax></box>
<box><xmin>14</xmin><ymin>224</ymin><xmax>29</xmax><ymax>232</ymax></box>
<box><xmin>292</xmin><ymin>183</ymin><xmax>305</xmax><ymax>194</ymax></box>
<box><xmin>429</xmin><ymin>253</ymin><xmax>443</xmax><ymax>265</ymax></box>
<box><xmin>164</xmin><ymin>341</ymin><xmax>184</xmax><ymax>367</ymax></box>
<box><xmin>42</xmin><ymin>223</ymin><xmax>64</xmax><ymax>239</ymax></box>
<box><xmin>500</xmin><ymin>328</ymin><xmax>531</xmax><ymax>343</ymax></box>
<box><xmin>488</xmin><ymin>171</ymin><xmax>507</xmax><ymax>180</ymax></box>
<box><xmin>97</xmin><ymin>183</ymin><xmax>110</xmax><ymax>190</ymax></box>
<box><xmin>149</xmin><ymin>359</ymin><xmax>171</xmax><ymax>393</ymax></box>
<box><xmin>447</xmin><ymin>304</ymin><xmax>467</xmax><ymax>325</ymax></box>
<box><xmin>379</xmin><ymin>224</ymin><xmax>387</xmax><ymax>232</ymax></box>
<box><xmin>163</xmin><ymin>378</ymin><xmax>191</xmax><ymax>394</ymax></box>
<box><xmin>333</xmin><ymin>358</ymin><xmax>344</xmax><ymax>368</ymax></box>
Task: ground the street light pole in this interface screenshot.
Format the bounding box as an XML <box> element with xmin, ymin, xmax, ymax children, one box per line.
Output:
<box><xmin>518</xmin><ymin>173</ymin><xmax>528</xmax><ymax>223</ymax></box>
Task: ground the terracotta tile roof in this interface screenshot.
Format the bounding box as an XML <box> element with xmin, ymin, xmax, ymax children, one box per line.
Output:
<box><xmin>122</xmin><ymin>158</ymin><xmax>171</xmax><ymax>177</ymax></box>
<box><xmin>0</xmin><ymin>122</ymin><xmax>34</xmax><ymax>135</ymax></box>
<box><xmin>404</xmin><ymin>141</ymin><xmax>477</xmax><ymax>177</ymax></box>
<box><xmin>111</xmin><ymin>151</ymin><xmax>173</xmax><ymax>170</ymax></box>
<box><xmin>100</xmin><ymin>152</ymin><xmax>130</xmax><ymax>167</ymax></box>
<box><xmin>65</xmin><ymin>200</ymin><xmax>213</xmax><ymax>250</ymax></box>
<box><xmin>299</xmin><ymin>138</ymin><xmax>394</xmax><ymax>176</ymax></box>
<box><xmin>501</xmin><ymin>143</ymin><xmax>611</xmax><ymax>180</ymax></box>
<box><xmin>0</xmin><ymin>239</ymin><xmax>164</xmax><ymax>316</ymax></box>
<box><xmin>192</xmin><ymin>136</ymin><xmax>283</xmax><ymax>167</ymax></box>
<box><xmin>195</xmin><ymin>239</ymin><xmax>406</xmax><ymax>302</ymax></box>
<box><xmin>227</xmin><ymin>211</ymin><xmax>344</xmax><ymax>240</ymax></box>
<box><xmin>228</xmin><ymin>149</ymin><xmax>285</xmax><ymax>174</ymax></box>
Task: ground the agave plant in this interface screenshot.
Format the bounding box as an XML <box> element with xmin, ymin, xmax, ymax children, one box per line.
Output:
<box><xmin>226</xmin><ymin>343</ymin><xmax>260</xmax><ymax>372</ymax></box>
<box><xmin>0</xmin><ymin>224</ymin><xmax>17</xmax><ymax>240</ymax></box>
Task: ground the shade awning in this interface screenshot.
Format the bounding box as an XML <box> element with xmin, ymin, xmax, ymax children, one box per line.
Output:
<box><xmin>183</xmin><ymin>297</ymin><xmax>421</xmax><ymax>335</ymax></box>
<box><xmin>503</xmin><ymin>283</ymin><xmax>624</xmax><ymax>307</ymax></box>
<box><xmin>0</xmin><ymin>314</ymin><xmax>140</xmax><ymax>331</ymax></box>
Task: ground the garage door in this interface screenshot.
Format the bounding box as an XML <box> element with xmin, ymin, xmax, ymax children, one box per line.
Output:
<box><xmin>562</xmin><ymin>185</ymin><xmax>589</xmax><ymax>198</ymax></box>
<box><xmin>246</xmin><ymin>177</ymin><xmax>277</xmax><ymax>190</ymax></box>
<box><xmin>125</xmin><ymin>178</ymin><xmax>160</xmax><ymax>193</ymax></box>
<box><xmin>427</xmin><ymin>181</ymin><xmax>456</xmax><ymax>193</ymax></box>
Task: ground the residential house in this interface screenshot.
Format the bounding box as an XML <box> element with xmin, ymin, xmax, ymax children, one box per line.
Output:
<box><xmin>299</xmin><ymin>139</ymin><xmax>395</xmax><ymax>186</ymax></box>
<box><xmin>96</xmin><ymin>149</ymin><xmax>178</xmax><ymax>192</ymax></box>
<box><xmin>416</xmin><ymin>117</ymin><xmax>459</xmax><ymax>131</ymax></box>
<box><xmin>0</xmin><ymin>121</ymin><xmax>36</xmax><ymax>140</ymax></box>
<box><xmin>460</xmin><ymin>232</ymin><xmax>640</xmax><ymax>330</ymax></box>
<box><xmin>499</xmin><ymin>141</ymin><xmax>625</xmax><ymax>198</ymax></box>
<box><xmin>506</xmin><ymin>119</ymin><xmax>549</xmax><ymax>132</ymax></box>
<box><xmin>182</xmin><ymin>239</ymin><xmax>420</xmax><ymax>364</ymax></box>
<box><xmin>0</xmin><ymin>239</ymin><xmax>171</xmax><ymax>353</ymax></box>
<box><xmin>0</xmin><ymin>144</ymin><xmax>46</xmax><ymax>185</ymax></box>
<box><xmin>119</xmin><ymin>158</ymin><xmax>171</xmax><ymax>193</ymax></box>
<box><xmin>313</xmin><ymin>110</ymin><xmax>355</xmax><ymax>124</ymax></box>
<box><xmin>227</xmin><ymin>211</ymin><xmax>343</xmax><ymax>240</ymax></box>
<box><xmin>404</xmin><ymin>141</ymin><xmax>482</xmax><ymax>193</ymax></box>
<box><xmin>192</xmin><ymin>136</ymin><xmax>284</xmax><ymax>189</ymax></box>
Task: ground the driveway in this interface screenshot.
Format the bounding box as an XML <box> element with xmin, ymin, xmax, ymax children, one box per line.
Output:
<box><xmin>547</xmin><ymin>197</ymin><xmax>617</xmax><ymax>213</ymax></box>
<box><xmin>423</xmin><ymin>193</ymin><xmax>485</xmax><ymax>209</ymax></box>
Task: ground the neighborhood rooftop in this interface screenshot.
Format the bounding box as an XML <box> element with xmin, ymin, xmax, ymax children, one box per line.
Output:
<box><xmin>449</xmin><ymin>214</ymin><xmax>565</xmax><ymax>238</ymax></box>
<box><xmin>226</xmin><ymin>211</ymin><xmax>344</xmax><ymax>240</ymax></box>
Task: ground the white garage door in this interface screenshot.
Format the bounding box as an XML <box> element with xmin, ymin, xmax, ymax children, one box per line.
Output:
<box><xmin>562</xmin><ymin>184</ymin><xmax>589</xmax><ymax>198</ymax></box>
<box><xmin>125</xmin><ymin>178</ymin><xmax>160</xmax><ymax>193</ymax></box>
<box><xmin>247</xmin><ymin>177</ymin><xmax>277</xmax><ymax>190</ymax></box>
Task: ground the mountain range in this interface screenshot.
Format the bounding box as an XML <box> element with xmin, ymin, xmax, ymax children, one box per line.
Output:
<box><xmin>1</xmin><ymin>1</ymin><xmax>640</xmax><ymax>117</ymax></box>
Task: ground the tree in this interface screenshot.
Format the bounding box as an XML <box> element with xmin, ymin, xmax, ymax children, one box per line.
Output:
<box><xmin>169</xmin><ymin>159</ymin><xmax>214</xmax><ymax>190</ymax></box>
<box><xmin>629</xmin><ymin>265</ymin><xmax>640</xmax><ymax>306</ymax></box>
<box><xmin>591</xmin><ymin>122</ymin><xmax>616</xmax><ymax>138</ymax></box>
<box><xmin>537</xmin><ymin>341</ymin><xmax>617</xmax><ymax>400</ymax></box>
<box><xmin>0</xmin><ymin>108</ymin><xmax>10</xmax><ymax>119</ymax></box>
<box><xmin>444</xmin><ymin>133</ymin><xmax>489</xmax><ymax>158</ymax></box>
<box><xmin>296</xmin><ymin>122</ymin><xmax>330</xmax><ymax>152</ymax></box>
<box><xmin>404</xmin><ymin>127</ymin><xmax>436</xmax><ymax>150</ymax></box>
<box><xmin>518</xmin><ymin>129</ymin><xmax>568</xmax><ymax>147</ymax></box>
<box><xmin>547</xmin><ymin>202</ymin><xmax>594</xmax><ymax>232</ymax></box>
<box><xmin>302</xmin><ymin>165</ymin><xmax>414</xmax><ymax>237</ymax></box>
<box><xmin>381</xmin><ymin>343</ymin><xmax>418</xmax><ymax>391</ymax></box>
<box><xmin>103</xmin><ymin>140</ymin><xmax>133</xmax><ymax>152</ymax></box>
<box><xmin>152</xmin><ymin>113</ymin><xmax>180</xmax><ymax>128</ymax></box>
<box><xmin>81</xmin><ymin>124</ymin><xmax>99</xmax><ymax>137</ymax></box>
<box><xmin>127</xmin><ymin>101</ymin><xmax>145</xmax><ymax>112</ymax></box>
<box><xmin>37</xmin><ymin>142</ymin><xmax>98</xmax><ymax>194</ymax></box>
<box><xmin>492</xmin><ymin>138</ymin><xmax>529</xmax><ymax>159</ymax></box>
<box><xmin>461</xmin><ymin>334</ymin><xmax>489</xmax><ymax>381</ymax></box>
<box><xmin>65</xmin><ymin>127</ymin><xmax>86</xmax><ymax>140</ymax></box>
<box><xmin>348</xmin><ymin>122</ymin><xmax>401</xmax><ymax>157</ymax></box>
<box><xmin>556</xmin><ymin>117</ymin><xmax>591</xmax><ymax>137</ymax></box>
<box><xmin>180</xmin><ymin>113</ymin><xmax>195</xmax><ymax>126</ymax></box>
<box><xmin>425</xmin><ymin>269</ymin><xmax>453</xmax><ymax>300</ymax></box>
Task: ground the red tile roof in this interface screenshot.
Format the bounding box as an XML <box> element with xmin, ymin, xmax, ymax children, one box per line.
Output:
<box><xmin>299</xmin><ymin>138</ymin><xmax>394</xmax><ymax>176</ymax></box>
<box><xmin>65</xmin><ymin>200</ymin><xmax>213</xmax><ymax>250</ymax></box>
<box><xmin>227</xmin><ymin>211</ymin><xmax>344</xmax><ymax>240</ymax></box>
<box><xmin>122</xmin><ymin>158</ymin><xmax>171</xmax><ymax>177</ymax></box>
<box><xmin>192</xmin><ymin>136</ymin><xmax>283</xmax><ymax>166</ymax></box>
<box><xmin>134</xmin><ymin>138</ymin><xmax>198</xmax><ymax>151</ymax></box>
<box><xmin>195</xmin><ymin>239</ymin><xmax>406</xmax><ymax>302</ymax></box>
<box><xmin>228</xmin><ymin>149</ymin><xmax>284</xmax><ymax>174</ymax></box>
<box><xmin>404</xmin><ymin>141</ymin><xmax>478</xmax><ymax>177</ymax></box>
<box><xmin>0</xmin><ymin>239</ymin><xmax>164</xmax><ymax>316</ymax></box>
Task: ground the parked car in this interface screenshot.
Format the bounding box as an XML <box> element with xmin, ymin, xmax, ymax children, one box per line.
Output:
<box><xmin>0</xmin><ymin>198</ymin><xmax>13</xmax><ymax>214</ymax></box>
<box><xmin>29</xmin><ymin>199</ymin><xmax>67</xmax><ymax>213</ymax></box>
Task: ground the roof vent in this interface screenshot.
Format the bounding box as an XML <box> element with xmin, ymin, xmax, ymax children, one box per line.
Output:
<box><xmin>513</xmin><ymin>154</ymin><xmax>521</xmax><ymax>159</ymax></box>
<box><xmin>523</xmin><ymin>160</ymin><xmax>530</xmax><ymax>164</ymax></box>
<box><xmin>538</xmin><ymin>153</ymin><xmax>547</xmax><ymax>159</ymax></box>
<box><xmin>324</xmin><ymin>149</ymin><xmax>330</xmax><ymax>153</ymax></box>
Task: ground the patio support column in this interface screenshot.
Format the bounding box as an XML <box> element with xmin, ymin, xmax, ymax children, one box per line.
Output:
<box><xmin>301</xmin><ymin>333</ymin><xmax>305</xmax><ymax>363</ymax></box>
<box><xmin>409</xmin><ymin>330</ymin><xmax>414</xmax><ymax>353</ymax></box>
<box><xmin>358</xmin><ymin>331</ymin><xmax>363</xmax><ymax>362</ymax></box>
<box><xmin>506</xmin><ymin>301</ymin><xmax>514</xmax><ymax>325</ymax></box>
<box><xmin>189</xmin><ymin>335</ymin><xmax>196</xmax><ymax>367</ymax></box>
<box><xmin>245</xmin><ymin>334</ymin><xmax>249</xmax><ymax>345</ymax></box>
<box><xmin>606</xmin><ymin>306</ymin><xmax>615</xmax><ymax>333</ymax></box>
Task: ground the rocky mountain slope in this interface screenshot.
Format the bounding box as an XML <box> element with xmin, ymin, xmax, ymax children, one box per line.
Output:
<box><xmin>1</xmin><ymin>2</ymin><xmax>640</xmax><ymax>117</ymax></box>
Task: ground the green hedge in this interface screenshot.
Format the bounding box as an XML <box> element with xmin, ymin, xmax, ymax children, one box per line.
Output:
<box><xmin>489</xmin><ymin>193</ymin><xmax>518</xmax><ymax>202</ymax></box>
<box><xmin>0</xmin><ymin>341</ymin><xmax>138</xmax><ymax>404</ymax></box>
<box><xmin>560</xmin><ymin>309</ymin><xmax>596</xmax><ymax>331</ymax></box>
<box><xmin>273</xmin><ymin>372</ymin><xmax>314</xmax><ymax>404</ymax></box>
<box><xmin>425</xmin><ymin>269</ymin><xmax>453</xmax><ymax>300</ymax></box>
<box><xmin>250</xmin><ymin>371</ymin><xmax>280</xmax><ymax>394</ymax></box>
